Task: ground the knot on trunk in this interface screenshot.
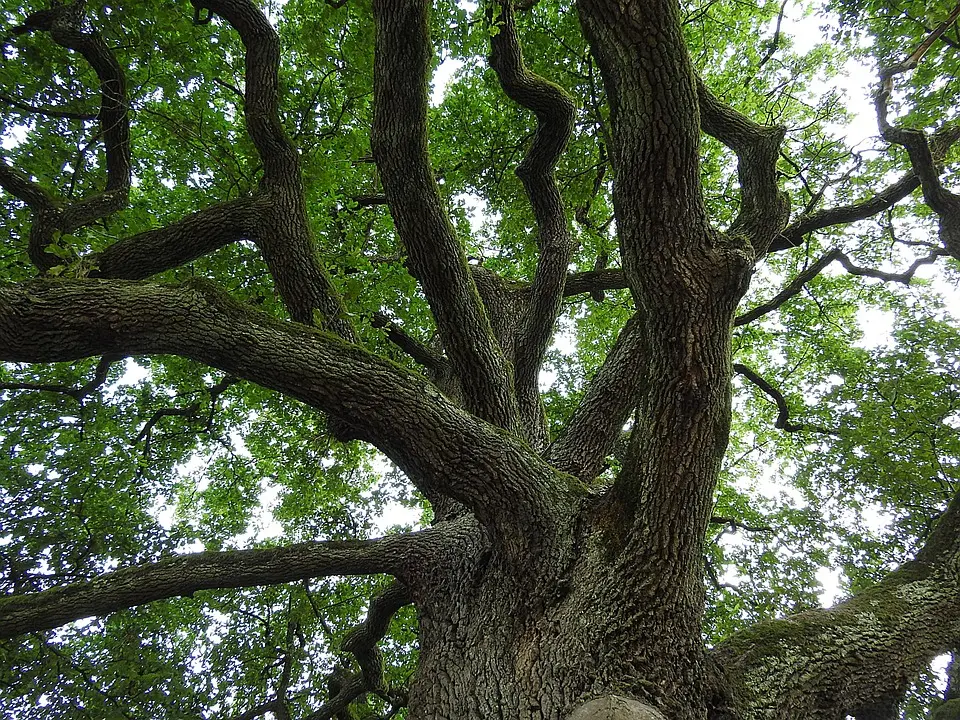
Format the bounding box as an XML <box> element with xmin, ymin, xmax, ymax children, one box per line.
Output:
<box><xmin>568</xmin><ymin>695</ymin><xmax>668</xmax><ymax>720</ymax></box>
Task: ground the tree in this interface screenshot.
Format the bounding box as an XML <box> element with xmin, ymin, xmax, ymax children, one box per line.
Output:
<box><xmin>1</xmin><ymin>0</ymin><xmax>960</xmax><ymax>717</ymax></box>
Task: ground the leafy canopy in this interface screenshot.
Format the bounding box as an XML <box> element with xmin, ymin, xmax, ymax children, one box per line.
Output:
<box><xmin>1</xmin><ymin>0</ymin><xmax>959</xmax><ymax>717</ymax></box>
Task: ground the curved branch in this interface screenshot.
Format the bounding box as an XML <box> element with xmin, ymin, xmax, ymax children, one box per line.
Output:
<box><xmin>186</xmin><ymin>1</ymin><xmax>353</xmax><ymax>337</ymax></box>
<box><xmin>0</xmin><ymin>529</ymin><xmax>429</xmax><ymax>640</ymax></box>
<box><xmin>696</xmin><ymin>76</ymin><xmax>790</xmax><ymax>253</ymax></box>
<box><xmin>342</xmin><ymin>582</ymin><xmax>411</xmax><ymax>692</ymax></box>
<box><xmin>0</xmin><ymin>280</ymin><xmax>580</xmax><ymax>555</ymax></box>
<box><xmin>189</xmin><ymin>0</ymin><xmax>298</xmax><ymax>183</ymax></box>
<box><xmin>874</xmin><ymin>9</ymin><xmax>960</xmax><ymax>261</ymax></box>
<box><xmin>733</xmin><ymin>363</ymin><xmax>835</xmax><ymax>434</ymax></box>
<box><xmin>90</xmin><ymin>196</ymin><xmax>264</xmax><ymax>279</ymax></box>
<box><xmin>0</xmin><ymin>353</ymin><xmax>116</xmax><ymax>401</ymax></box>
<box><xmin>370</xmin><ymin>0</ymin><xmax>518</xmax><ymax>431</ymax></box>
<box><xmin>715</xmin><ymin>483</ymin><xmax>960</xmax><ymax>719</ymax></box>
<box><xmin>489</xmin><ymin>0</ymin><xmax>577</xmax><ymax>448</ymax></box>
<box><xmin>770</xmin><ymin>173</ymin><xmax>922</xmax><ymax>253</ymax></box>
<box><xmin>5</xmin><ymin>2</ymin><xmax>131</xmax><ymax>272</ymax></box>
<box><xmin>735</xmin><ymin>247</ymin><xmax>945</xmax><ymax>326</ymax></box>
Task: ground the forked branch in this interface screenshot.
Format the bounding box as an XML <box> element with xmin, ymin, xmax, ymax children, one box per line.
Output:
<box><xmin>4</xmin><ymin>1</ymin><xmax>130</xmax><ymax>272</ymax></box>
<box><xmin>696</xmin><ymin>76</ymin><xmax>790</xmax><ymax>253</ymax></box>
<box><xmin>735</xmin><ymin>246</ymin><xmax>946</xmax><ymax>326</ymax></box>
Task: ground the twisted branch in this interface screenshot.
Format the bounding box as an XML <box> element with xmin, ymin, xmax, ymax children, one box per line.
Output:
<box><xmin>489</xmin><ymin>0</ymin><xmax>576</xmax><ymax>448</ymax></box>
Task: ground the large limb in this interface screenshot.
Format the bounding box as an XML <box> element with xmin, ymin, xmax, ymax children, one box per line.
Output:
<box><xmin>0</xmin><ymin>527</ymin><xmax>440</xmax><ymax>640</ymax></box>
<box><xmin>0</xmin><ymin>279</ymin><xmax>582</xmax><ymax>558</ymax></box>
<box><xmin>574</xmin><ymin>0</ymin><xmax>750</xmax><ymax>507</ymax></box>
<box><xmin>489</xmin><ymin>0</ymin><xmax>576</xmax><ymax>449</ymax></box>
<box><xmin>370</xmin><ymin>0</ymin><xmax>518</xmax><ymax>431</ymax></box>
<box><xmin>696</xmin><ymin>76</ymin><xmax>790</xmax><ymax>254</ymax></box>
<box><xmin>714</xmin><ymin>485</ymin><xmax>960</xmax><ymax>720</ymax></box>
<box><xmin>190</xmin><ymin>0</ymin><xmax>352</xmax><ymax>335</ymax></box>
<box><xmin>573</xmin><ymin>6</ymin><xmax>754</xmax><ymax>695</ymax></box>
<box><xmin>91</xmin><ymin>197</ymin><xmax>265</xmax><ymax>279</ymax></box>
<box><xmin>546</xmin><ymin>312</ymin><xmax>646</xmax><ymax>481</ymax></box>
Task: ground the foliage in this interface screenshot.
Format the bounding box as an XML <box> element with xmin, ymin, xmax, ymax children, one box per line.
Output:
<box><xmin>1</xmin><ymin>0</ymin><xmax>960</xmax><ymax>718</ymax></box>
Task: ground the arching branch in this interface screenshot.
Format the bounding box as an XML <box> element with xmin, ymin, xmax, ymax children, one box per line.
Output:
<box><xmin>0</xmin><ymin>280</ymin><xmax>580</xmax><ymax>556</ymax></box>
<box><xmin>0</xmin><ymin>528</ymin><xmax>431</xmax><ymax>640</ymax></box>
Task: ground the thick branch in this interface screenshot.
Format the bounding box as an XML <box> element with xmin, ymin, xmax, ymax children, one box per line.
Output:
<box><xmin>577</xmin><ymin>0</ymin><xmax>715</xmax><ymax>295</ymax></box>
<box><xmin>562</xmin><ymin>268</ymin><xmax>629</xmax><ymax>299</ymax></box>
<box><xmin>190</xmin><ymin>0</ymin><xmax>298</xmax><ymax>182</ymax></box>
<box><xmin>370</xmin><ymin>0</ymin><xmax>518</xmax><ymax>431</ymax></box>
<box><xmin>696</xmin><ymin>76</ymin><xmax>790</xmax><ymax>253</ymax></box>
<box><xmin>489</xmin><ymin>0</ymin><xmax>576</xmax><ymax>447</ymax></box>
<box><xmin>547</xmin><ymin>312</ymin><xmax>646</xmax><ymax>481</ymax></box>
<box><xmin>0</xmin><ymin>280</ymin><xmax>580</xmax><ymax>554</ymax></box>
<box><xmin>187</xmin><ymin>1</ymin><xmax>353</xmax><ymax>336</ymax></box>
<box><xmin>91</xmin><ymin>197</ymin><xmax>264</xmax><ymax>279</ymax></box>
<box><xmin>0</xmin><ymin>529</ymin><xmax>428</xmax><ymax>639</ymax></box>
<box><xmin>715</xmin><ymin>484</ymin><xmax>960</xmax><ymax>719</ymax></box>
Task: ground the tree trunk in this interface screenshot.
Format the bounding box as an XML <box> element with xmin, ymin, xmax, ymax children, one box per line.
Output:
<box><xmin>403</xmin><ymin>480</ymin><xmax>724</xmax><ymax>720</ymax></box>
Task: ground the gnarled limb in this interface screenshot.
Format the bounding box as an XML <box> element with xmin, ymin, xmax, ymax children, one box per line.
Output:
<box><xmin>696</xmin><ymin>76</ymin><xmax>790</xmax><ymax>254</ymax></box>
<box><xmin>307</xmin><ymin>582</ymin><xmax>413</xmax><ymax>720</ymax></box>
<box><xmin>191</xmin><ymin>0</ymin><xmax>353</xmax><ymax>336</ymax></box>
<box><xmin>0</xmin><ymin>527</ymin><xmax>429</xmax><ymax>640</ymax></box>
<box><xmin>5</xmin><ymin>2</ymin><xmax>130</xmax><ymax>272</ymax></box>
<box><xmin>714</xmin><ymin>483</ymin><xmax>960</xmax><ymax>720</ymax></box>
<box><xmin>874</xmin><ymin>7</ymin><xmax>960</xmax><ymax>261</ymax></box>
<box><xmin>370</xmin><ymin>0</ymin><xmax>519</xmax><ymax>432</ymax></box>
<box><xmin>735</xmin><ymin>246</ymin><xmax>945</xmax><ymax>326</ymax></box>
<box><xmin>0</xmin><ymin>280</ymin><xmax>582</xmax><ymax>556</ymax></box>
<box><xmin>489</xmin><ymin>0</ymin><xmax>576</xmax><ymax>449</ymax></box>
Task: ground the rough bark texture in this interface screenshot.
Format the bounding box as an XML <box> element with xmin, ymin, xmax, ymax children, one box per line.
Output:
<box><xmin>2</xmin><ymin>1</ymin><xmax>959</xmax><ymax>719</ymax></box>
